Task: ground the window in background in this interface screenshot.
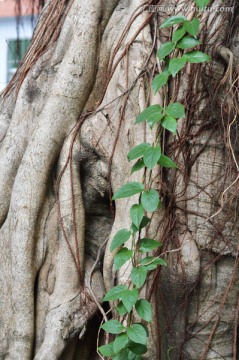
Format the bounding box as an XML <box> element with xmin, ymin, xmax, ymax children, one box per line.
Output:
<box><xmin>7</xmin><ymin>39</ymin><xmax>31</xmax><ymax>81</ymax></box>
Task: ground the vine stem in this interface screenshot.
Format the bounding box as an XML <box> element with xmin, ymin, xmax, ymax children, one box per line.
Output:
<box><xmin>98</xmin><ymin>4</ymin><xmax>211</xmax><ymax>357</ymax></box>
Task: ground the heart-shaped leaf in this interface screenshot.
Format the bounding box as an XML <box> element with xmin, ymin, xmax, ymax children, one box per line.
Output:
<box><xmin>112</xmin><ymin>182</ymin><xmax>144</xmax><ymax>200</ymax></box>
<box><xmin>194</xmin><ymin>0</ymin><xmax>210</xmax><ymax>8</ymax></box>
<box><xmin>98</xmin><ymin>342</ymin><xmax>115</xmax><ymax>357</ymax></box>
<box><xmin>169</xmin><ymin>57</ymin><xmax>186</xmax><ymax>77</ymax></box>
<box><xmin>172</xmin><ymin>26</ymin><xmax>186</xmax><ymax>43</ymax></box>
<box><xmin>127</xmin><ymin>324</ymin><xmax>147</xmax><ymax>345</ymax></box>
<box><xmin>152</xmin><ymin>69</ymin><xmax>170</xmax><ymax>94</ymax></box>
<box><xmin>113</xmin><ymin>333</ymin><xmax>129</xmax><ymax>354</ymax></box>
<box><xmin>160</xmin><ymin>15</ymin><xmax>187</xmax><ymax>28</ymax></box>
<box><xmin>135</xmin><ymin>105</ymin><xmax>162</xmax><ymax>124</ymax></box>
<box><xmin>183</xmin><ymin>51</ymin><xmax>211</xmax><ymax>63</ymax></box>
<box><xmin>176</xmin><ymin>36</ymin><xmax>201</xmax><ymax>49</ymax></box>
<box><xmin>130</xmin><ymin>204</ymin><xmax>144</xmax><ymax>229</ymax></box>
<box><xmin>140</xmin><ymin>256</ymin><xmax>167</xmax><ymax>270</ymax></box>
<box><xmin>141</xmin><ymin>189</ymin><xmax>159</xmax><ymax>212</ymax></box>
<box><xmin>116</xmin><ymin>301</ymin><xmax>128</xmax><ymax>316</ymax></box>
<box><xmin>131</xmin><ymin>266</ymin><xmax>147</xmax><ymax>288</ymax></box>
<box><xmin>128</xmin><ymin>143</ymin><xmax>150</xmax><ymax>161</ymax></box>
<box><xmin>103</xmin><ymin>285</ymin><xmax>128</xmax><ymax>302</ymax></box>
<box><xmin>158</xmin><ymin>154</ymin><xmax>177</xmax><ymax>168</ymax></box>
<box><xmin>114</xmin><ymin>248</ymin><xmax>133</xmax><ymax>271</ymax></box>
<box><xmin>101</xmin><ymin>320</ymin><xmax>125</xmax><ymax>334</ymax></box>
<box><xmin>131</xmin><ymin>158</ymin><xmax>145</xmax><ymax>175</ymax></box>
<box><xmin>135</xmin><ymin>299</ymin><xmax>152</xmax><ymax>322</ymax></box>
<box><xmin>110</xmin><ymin>229</ymin><xmax>131</xmax><ymax>252</ymax></box>
<box><xmin>166</xmin><ymin>102</ymin><xmax>185</xmax><ymax>118</ymax></box>
<box><xmin>143</xmin><ymin>146</ymin><xmax>161</xmax><ymax>170</ymax></box>
<box><xmin>121</xmin><ymin>288</ymin><xmax>138</xmax><ymax>312</ymax></box>
<box><xmin>157</xmin><ymin>42</ymin><xmax>175</xmax><ymax>60</ymax></box>
<box><xmin>184</xmin><ymin>18</ymin><xmax>200</xmax><ymax>38</ymax></box>
<box><xmin>139</xmin><ymin>238</ymin><xmax>162</xmax><ymax>253</ymax></box>
<box><xmin>162</xmin><ymin>116</ymin><xmax>177</xmax><ymax>134</ymax></box>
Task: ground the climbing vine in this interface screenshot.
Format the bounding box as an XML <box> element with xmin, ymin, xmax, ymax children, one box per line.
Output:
<box><xmin>98</xmin><ymin>1</ymin><xmax>211</xmax><ymax>359</ymax></box>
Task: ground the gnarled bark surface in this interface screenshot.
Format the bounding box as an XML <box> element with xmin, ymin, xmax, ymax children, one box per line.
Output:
<box><xmin>0</xmin><ymin>0</ymin><xmax>238</xmax><ymax>359</ymax></box>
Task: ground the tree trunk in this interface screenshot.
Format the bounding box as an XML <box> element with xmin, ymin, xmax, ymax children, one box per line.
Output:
<box><xmin>0</xmin><ymin>0</ymin><xmax>238</xmax><ymax>359</ymax></box>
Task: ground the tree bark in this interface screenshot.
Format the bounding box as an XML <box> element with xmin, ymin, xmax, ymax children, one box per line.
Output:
<box><xmin>0</xmin><ymin>0</ymin><xmax>238</xmax><ymax>359</ymax></box>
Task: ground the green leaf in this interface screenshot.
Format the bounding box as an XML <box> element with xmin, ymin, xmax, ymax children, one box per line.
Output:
<box><xmin>143</xmin><ymin>146</ymin><xmax>161</xmax><ymax>170</ymax></box>
<box><xmin>152</xmin><ymin>69</ymin><xmax>170</xmax><ymax>94</ymax></box>
<box><xmin>135</xmin><ymin>105</ymin><xmax>162</xmax><ymax>124</ymax></box>
<box><xmin>130</xmin><ymin>204</ymin><xmax>144</xmax><ymax>229</ymax></box>
<box><xmin>135</xmin><ymin>299</ymin><xmax>152</xmax><ymax>322</ymax></box>
<box><xmin>113</xmin><ymin>349</ymin><xmax>129</xmax><ymax>360</ymax></box>
<box><xmin>130</xmin><ymin>266</ymin><xmax>147</xmax><ymax>288</ymax></box>
<box><xmin>158</xmin><ymin>154</ymin><xmax>177</xmax><ymax>168</ymax></box>
<box><xmin>194</xmin><ymin>0</ymin><xmax>210</xmax><ymax>8</ymax></box>
<box><xmin>131</xmin><ymin>223</ymin><xmax>139</xmax><ymax>235</ymax></box>
<box><xmin>121</xmin><ymin>288</ymin><xmax>138</xmax><ymax>312</ymax></box>
<box><xmin>183</xmin><ymin>51</ymin><xmax>211</xmax><ymax>63</ymax></box>
<box><xmin>110</xmin><ymin>229</ymin><xmax>131</xmax><ymax>252</ymax></box>
<box><xmin>113</xmin><ymin>333</ymin><xmax>129</xmax><ymax>354</ymax></box>
<box><xmin>128</xmin><ymin>341</ymin><xmax>147</xmax><ymax>355</ymax></box>
<box><xmin>172</xmin><ymin>26</ymin><xmax>186</xmax><ymax>43</ymax></box>
<box><xmin>132</xmin><ymin>215</ymin><xmax>151</xmax><ymax>234</ymax></box>
<box><xmin>139</xmin><ymin>238</ymin><xmax>162</xmax><ymax>253</ymax></box>
<box><xmin>131</xmin><ymin>158</ymin><xmax>145</xmax><ymax>175</ymax></box>
<box><xmin>114</xmin><ymin>248</ymin><xmax>133</xmax><ymax>271</ymax></box>
<box><xmin>140</xmin><ymin>216</ymin><xmax>151</xmax><ymax>229</ymax></box>
<box><xmin>128</xmin><ymin>143</ymin><xmax>150</xmax><ymax>161</ymax></box>
<box><xmin>112</xmin><ymin>182</ymin><xmax>144</xmax><ymax>200</ymax></box>
<box><xmin>168</xmin><ymin>57</ymin><xmax>186</xmax><ymax>77</ymax></box>
<box><xmin>184</xmin><ymin>18</ymin><xmax>200</xmax><ymax>38</ymax></box>
<box><xmin>98</xmin><ymin>342</ymin><xmax>115</xmax><ymax>357</ymax></box>
<box><xmin>128</xmin><ymin>351</ymin><xmax>142</xmax><ymax>360</ymax></box>
<box><xmin>160</xmin><ymin>15</ymin><xmax>187</xmax><ymax>28</ymax></box>
<box><xmin>127</xmin><ymin>324</ymin><xmax>147</xmax><ymax>345</ymax></box>
<box><xmin>116</xmin><ymin>301</ymin><xmax>128</xmax><ymax>316</ymax></box>
<box><xmin>176</xmin><ymin>36</ymin><xmax>201</xmax><ymax>49</ymax></box>
<box><xmin>139</xmin><ymin>323</ymin><xmax>149</xmax><ymax>337</ymax></box>
<box><xmin>147</xmin><ymin>113</ymin><xmax>164</xmax><ymax>129</ymax></box>
<box><xmin>140</xmin><ymin>256</ymin><xmax>167</xmax><ymax>270</ymax></box>
<box><xmin>162</xmin><ymin>116</ymin><xmax>177</xmax><ymax>134</ymax></box>
<box><xmin>103</xmin><ymin>285</ymin><xmax>128</xmax><ymax>302</ymax></box>
<box><xmin>157</xmin><ymin>42</ymin><xmax>175</xmax><ymax>61</ymax></box>
<box><xmin>141</xmin><ymin>189</ymin><xmax>159</xmax><ymax>212</ymax></box>
<box><xmin>166</xmin><ymin>102</ymin><xmax>185</xmax><ymax>118</ymax></box>
<box><xmin>101</xmin><ymin>320</ymin><xmax>125</xmax><ymax>334</ymax></box>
